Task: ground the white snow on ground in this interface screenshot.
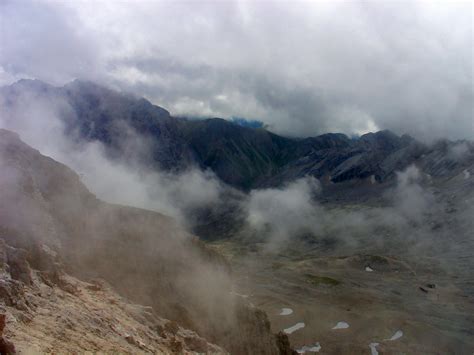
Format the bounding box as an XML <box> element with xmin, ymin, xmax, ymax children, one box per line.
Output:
<box><xmin>386</xmin><ymin>330</ymin><xmax>403</xmax><ymax>341</ymax></box>
<box><xmin>332</xmin><ymin>321</ymin><xmax>349</xmax><ymax>329</ymax></box>
<box><xmin>296</xmin><ymin>342</ymin><xmax>321</xmax><ymax>353</ymax></box>
<box><xmin>369</xmin><ymin>329</ymin><xmax>403</xmax><ymax>354</ymax></box>
<box><xmin>365</xmin><ymin>266</ymin><xmax>374</xmax><ymax>272</ymax></box>
<box><xmin>230</xmin><ymin>291</ymin><xmax>249</xmax><ymax>298</ymax></box>
<box><xmin>463</xmin><ymin>169</ymin><xmax>470</xmax><ymax>179</ymax></box>
<box><xmin>283</xmin><ymin>322</ymin><xmax>305</xmax><ymax>334</ymax></box>
<box><xmin>369</xmin><ymin>342</ymin><xmax>380</xmax><ymax>355</ymax></box>
<box><xmin>279</xmin><ymin>308</ymin><xmax>293</xmax><ymax>316</ymax></box>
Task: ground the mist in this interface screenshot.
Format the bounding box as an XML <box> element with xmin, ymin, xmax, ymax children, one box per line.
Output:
<box><xmin>239</xmin><ymin>164</ymin><xmax>450</xmax><ymax>256</ymax></box>
<box><xmin>0</xmin><ymin>81</ymin><xmax>467</xmax><ymax>265</ymax></box>
<box><xmin>243</xmin><ymin>176</ymin><xmax>323</xmax><ymax>249</ymax></box>
<box><xmin>0</xmin><ymin>1</ymin><xmax>473</xmax><ymax>352</ymax></box>
<box><xmin>0</xmin><ymin>92</ymin><xmax>283</xmax><ymax>355</ymax></box>
<box><xmin>0</xmin><ymin>85</ymin><xmax>224</xmax><ymax>225</ymax></box>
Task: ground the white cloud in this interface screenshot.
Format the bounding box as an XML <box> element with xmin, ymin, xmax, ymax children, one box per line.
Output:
<box><xmin>245</xmin><ymin>176</ymin><xmax>322</xmax><ymax>247</ymax></box>
<box><xmin>0</xmin><ymin>0</ymin><xmax>472</xmax><ymax>140</ymax></box>
<box><xmin>0</xmin><ymin>86</ymin><xmax>223</xmax><ymax>224</ymax></box>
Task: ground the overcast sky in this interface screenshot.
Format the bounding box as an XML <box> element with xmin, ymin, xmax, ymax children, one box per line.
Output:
<box><xmin>0</xmin><ymin>0</ymin><xmax>472</xmax><ymax>140</ymax></box>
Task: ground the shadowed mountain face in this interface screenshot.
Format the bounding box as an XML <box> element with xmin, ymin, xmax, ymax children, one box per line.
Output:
<box><xmin>3</xmin><ymin>79</ymin><xmax>463</xmax><ymax>191</ymax></box>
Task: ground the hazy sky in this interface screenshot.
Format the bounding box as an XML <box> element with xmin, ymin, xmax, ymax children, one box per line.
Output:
<box><xmin>0</xmin><ymin>0</ymin><xmax>472</xmax><ymax>140</ymax></box>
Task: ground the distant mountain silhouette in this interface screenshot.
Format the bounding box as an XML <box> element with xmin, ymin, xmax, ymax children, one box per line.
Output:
<box><xmin>2</xmin><ymin>79</ymin><xmax>473</xmax><ymax>191</ymax></box>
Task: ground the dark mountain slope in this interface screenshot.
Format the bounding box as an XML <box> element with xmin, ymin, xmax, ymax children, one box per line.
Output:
<box><xmin>1</xmin><ymin>79</ymin><xmax>433</xmax><ymax>190</ymax></box>
<box><xmin>263</xmin><ymin>131</ymin><xmax>427</xmax><ymax>187</ymax></box>
<box><xmin>181</xmin><ymin>118</ymin><xmax>301</xmax><ymax>188</ymax></box>
<box><xmin>62</xmin><ymin>80</ymin><xmax>198</xmax><ymax>170</ymax></box>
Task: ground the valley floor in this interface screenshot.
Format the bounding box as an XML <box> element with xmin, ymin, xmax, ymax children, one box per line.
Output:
<box><xmin>211</xmin><ymin>238</ymin><xmax>474</xmax><ymax>354</ymax></box>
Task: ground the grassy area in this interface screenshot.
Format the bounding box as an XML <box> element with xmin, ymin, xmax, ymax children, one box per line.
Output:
<box><xmin>271</xmin><ymin>261</ymin><xmax>285</xmax><ymax>270</ymax></box>
<box><xmin>304</xmin><ymin>273</ymin><xmax>341</xmax><ymax>286</ymax></box>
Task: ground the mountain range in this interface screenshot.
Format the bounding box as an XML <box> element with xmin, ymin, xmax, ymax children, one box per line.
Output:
<box><xmin>0</xmin><ymin>79</ymin><xmax>473</xmax><ymax>353</ymax></box>
<box><xmin>2</xmin><ymin>79</ymin><xmax>472</xmax><ymax>193</ymax></box>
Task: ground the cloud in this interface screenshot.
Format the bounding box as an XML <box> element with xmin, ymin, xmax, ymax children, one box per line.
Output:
<box><xmin>392</xmin><ymin>165</ymin><xmax>434</xmax><ymax>222</ymax></box>
<box><xmin>0</xmin><ymin>0</ymin><xmax>472</xmax><ymax>140</ymax></box>
<box><xmin>0</xmin><ymin>0</ymin><xmax>103</xmax><ymax>85</ymax></box>
<box><xmin>0</xmin><ymin>85</ymin><xmax>223</xmax><ymax>225</ymax></box>
<box><xmin>241</xmin><ymin>164</ymin><xmax>440</xmax><ymax>251</ymax></box>
<box><xmin>245</xmin><ymin>176</ymin><xmax>322</xmax><ymax>247</ymax></box>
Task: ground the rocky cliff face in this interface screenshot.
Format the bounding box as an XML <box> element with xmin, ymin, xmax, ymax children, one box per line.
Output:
<box><xmin>0</xmin><ymin>129</ymin><xmax>294</xmax><ymax>354</ymax></box>
<box><xmin>0</xmin><ymin>238</ymin><xmax>227</xmax><ymax>354</ymax></box>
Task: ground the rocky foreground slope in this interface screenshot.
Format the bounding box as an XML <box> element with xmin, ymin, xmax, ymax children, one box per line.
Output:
<box><xmin>0</xmin><ymin>129</ymin><xmax>294</xmax><ymax>354</ymax></box>
<box><xmin>0</xmin><ymin>239</ymin><xmax>225</xmax><ymax>354</ymax></box>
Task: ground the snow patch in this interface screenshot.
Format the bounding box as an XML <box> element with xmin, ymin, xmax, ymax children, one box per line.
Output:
<box><xmin>332</xmin><ymin>321</ymin><xmax>349</xmax><ymax>329</ymax></box>
<box><xmin>296</xmin><ymin>342</ymin><xmax>321</xmax><ymax>353</ymax></box>
<box><xmin>283</xmin><ymin>322</ymin><xmax>305</xmax><ymax>334</ymax></box>
<box><xmin>230</xmin><ymin>291</ymin><xmax>249</xmax><ymax>298</ymax></box>
<box><xmin>386</xmin><ymin>330</ymin><xmax>403</xmax><ymax>341</ymax></box>
<box><xmin>463</xmin><ymin>169</ymin><xmax>470</xmax><ymax>179</ymax></box>
<box><xmin>365</xmin><ymin>266</ymin><xmax>374</xmax><ymax>272</ymax></box>
<box><xmin>279</xmin><ymin>308</ymin><xmax>293</xmax><ymax>316</ymax></box>
<box><xmin>369</xmin><ymin>329</ymin><xmax>403</xmax><ymax>354</ymax></box>
<box><xmin>369</xmin><ymin>342</ymin><xmax>380</xmax><ymax>355</ymax></box>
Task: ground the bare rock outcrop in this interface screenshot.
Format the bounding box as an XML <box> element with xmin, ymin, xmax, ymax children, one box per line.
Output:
<box><xmin>0</xmin><ymin>238</ymin><xmax>226</xmax><ymax>354</ymax></box>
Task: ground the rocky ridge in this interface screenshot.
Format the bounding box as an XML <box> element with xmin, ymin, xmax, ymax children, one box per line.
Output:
<box><xmin>0</xmin><ymin>238</ymin><xmax>226</xmax><ymax>354</ymax></box>
<box><xmin>0</xmin><ymin>129</ymin><xmax>294</xmax><ymax>354</ymax></box>
<box><xmin>3</xmin><ymin>80</ymin><xmax>472</xmax><ymax>192</ymax></box>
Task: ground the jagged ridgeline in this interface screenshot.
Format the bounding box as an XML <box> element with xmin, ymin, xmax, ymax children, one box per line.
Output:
<box><xmin>0</xmin><ymin>79</ymin><xmax>451</xmax><ymax>191</ymax></box>
<box><xmin>0</xmin><ymin>129</ymin><xmax>294</xmax><ymax>354</ymax></box>
<box><xmin>2</xmin><ymin>80</ymin><xmax>473</xmax><ymax>194</ymax></box>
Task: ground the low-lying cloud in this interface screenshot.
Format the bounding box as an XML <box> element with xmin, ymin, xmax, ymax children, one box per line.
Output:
<box><xmin>0</xmin><ymin>82</ymin><xmax>460</xmax><ymax>259</ymax></box>
<box><xmin>0</xmin><ymin>87</ymin><xmax>223</xmax><ymax>225</ymax></box>
<box><xmin>393</xmin><ymin>165</ymin><xmax>435</xmax><ymax>222</ymax></box>
<box><xmin>245</xmin><ymin>176</ymin><xmax>323</xmax><ymax>247</ymax></box>
<box><xmin>241</xmin><ymin>164</ymin><xmax>441</xmax><ymax>252</ymax></box>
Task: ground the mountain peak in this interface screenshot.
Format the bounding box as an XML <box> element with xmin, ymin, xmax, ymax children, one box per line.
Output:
<box><xmin>5</xmin><ymin>79</ymin><xmax>468</xmax><ymax>190</ymax></box>
<box><xmin>7</xmin><ymin>78</ymin><xmax>54</xmax><ymax>93</ymax></box>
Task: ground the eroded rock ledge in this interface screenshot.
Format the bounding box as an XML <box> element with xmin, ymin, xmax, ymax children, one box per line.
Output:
<box><xmin>0</xmin><ymin>238</ymin><xmax>227</xmax><ymax>354</ymax></box>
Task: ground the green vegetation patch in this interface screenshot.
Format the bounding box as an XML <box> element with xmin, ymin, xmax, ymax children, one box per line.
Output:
<box><xmin>366</xmin><ymin>255</ymin><xmax>389</xmax><ymax>265</ymax></box>
<box><xmin>271</xmin><ymin>262</ymin><xmax>285</xmax><ymax>270</ymax></box>
<box><xmin>304</xmin><ymin>274</ymin><xmax>341</xmax><ymax>286</ymax></box>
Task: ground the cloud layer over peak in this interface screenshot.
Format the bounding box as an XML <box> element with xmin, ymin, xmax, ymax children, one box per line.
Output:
<box><xmin>0</xmin><ymin>0</ymin><xmax>472</xmax><ymax>140</ymax></box>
